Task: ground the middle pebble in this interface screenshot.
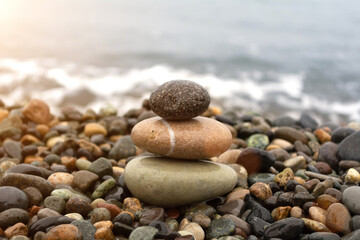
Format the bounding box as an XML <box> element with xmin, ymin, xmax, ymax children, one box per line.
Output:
<box><xmin>131</xmin><ymin>116</ymin><xmax>232</xmax><ymax>159</ymax></box>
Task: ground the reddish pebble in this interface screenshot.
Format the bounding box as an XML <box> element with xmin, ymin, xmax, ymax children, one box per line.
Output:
<box><xmin>43</xmin><ymin>224</ymin><xmax>82</xmax><ymax>240</ymax></box>
<box><xmin>97</xmin><ymin>202</ymin><xmax>122</xmax><ymax>219</ymax></box>
<box><xmin>4</xmin><ymin>222</ymin><xmax>28</xmax><ymax>238</ymax></box>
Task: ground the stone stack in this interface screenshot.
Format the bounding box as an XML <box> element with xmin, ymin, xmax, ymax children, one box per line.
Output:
<box><xmin>124</xmin><ymin>80</ymin><xmax>237</xmax><ymax>207</ymax></box>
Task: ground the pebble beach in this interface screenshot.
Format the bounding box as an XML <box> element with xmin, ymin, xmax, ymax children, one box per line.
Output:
<box><xmin>1</xmin><ymin>80</ymin><xmax>360</xmax><ymax>240</ymax></box>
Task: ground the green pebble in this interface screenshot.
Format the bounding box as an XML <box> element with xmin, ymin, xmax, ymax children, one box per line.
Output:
<box><xmin>206</xmin><ymin>218</ymin><xmax>236</xmax><ymax>240</ymax></box>
<box><xmin>295</xmin><ymin>169</ymin><xmax>309</xmax><ymax>180</ymax></box>
<box><xmin>76</xmin><ymin>158</ymin><xmax>92</xmax><ymax>170</ymax></box>
<box><xmin>248</xmin><ymin>173</ymin><xmax>275</xmax><ymax>185</ymax></box>
<box><xmin>51</xmin><ymin>189</ymin><xmax>75</xmax><ymax>201</ymax></box>
<box><xmin>166</xmin><ymin>219</ymin><xmax>179</xmax><ymax>231</ymax></box>
<box><xmin>91</xmin><ymin>178</ymin><xmax>116</xmax><ymax>199</ymax></box>
<box><xmin>247</xmin><ymin>134</ymin><xmax>269</xmax><ymax>149</ymax></box>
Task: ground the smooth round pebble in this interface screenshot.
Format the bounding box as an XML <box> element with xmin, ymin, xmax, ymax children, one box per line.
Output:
<box><xmin>124</xmin><ymin>156</ymin><xmax>237</xmax><ymax>207</ymax></box>
<box><xmin>131</xmin><ymin>116</ymin><xmax>232</xmax><ymax>159</ymax></box>
<box><xmin>149</xmin><ymin>80</ymin><xmax>210</xmax><ymax>120</ymax></box>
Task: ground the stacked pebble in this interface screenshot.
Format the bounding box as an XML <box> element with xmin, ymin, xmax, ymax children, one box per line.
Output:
<box><xmin>126</xmin><ymin>80</ymin><xmax>237</xmax><ymax>207</ymax></box>
<box><xmin>1</xmin><ymin>84</ymin><xmax>360</xmax><ymax>240</ymax></box>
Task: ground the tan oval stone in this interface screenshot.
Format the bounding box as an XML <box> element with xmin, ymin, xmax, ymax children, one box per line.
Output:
<box><xmin>131</xmin><ymin>116</ymin><xmax>232</xmax><ymax>159</ymax></box>
<box><xmin>325</xmin><ymin>203</ymin><xmax>352</xmax><ymax>234</ymax></box>
<box><xmin>48</xmin><ymin>172</ymin><xmax>74</xmax><ymax>186</ymax></box>
<box><xmin>0</xmin><ymin>109</ymin><xmax>9</xmax><ymax>122</ymax></box>
<box><xmin>182</xmin><ymin>222</ymin><xmax>205</xmax><ymax>240</ymax></box>
<box><xmin>47</xmin><ymin>136</ymin><xmax>65</xmax><ymax>148</ymax></box>
<box><xmin>84</xmin><ymin>123</ymin><xmax>107</xmax><ymax>137</ymax></box>
<box><xmin>226</xmin><ymin>188</ymin><xmax>250</xmax><ymax>202</ymax></box>
<box><xmin>290</xmin><ymin>206</ymin><xmax>304</xmax><ymax>218</ymax></box>
<box><xmin>124</xmin><ymin>156</ymin><xmax>237</xmax><ymax>207</ymax></box>
<box><xmin>271</xmin><ymin>138</ymin><xmax>293</xmax><ymax>149</ymax></box>
<box><xmin>36</xmin><ymin>124</ymin><xmax>50</xmax><ymax>137</ymax></box>
<box><xmin>302</xmin><ymin>218</ymin><xmax>330</xmax><ymax>232</ymax></box>
<box><xmin>216</xmin><ymin>149</ymin><xmax>242</xmax><ymax>164</ymax></box>
<box><xmin>309</xmin><ymin>206</ymin><xmax>327</xmax><ymax>225</ymax></box>
<box><xmin>249</xmin><ymin>182</ymin><xmax>272</xmax><ymax>201</ymax></box>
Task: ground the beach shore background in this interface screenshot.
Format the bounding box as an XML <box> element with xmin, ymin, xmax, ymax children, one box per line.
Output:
<box><xmin>1</xmin><ymin>0</ymin><xmax>360</xmax><ymax>124</ymax></box>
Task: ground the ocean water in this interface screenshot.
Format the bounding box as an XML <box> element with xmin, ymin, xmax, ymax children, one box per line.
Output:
<box><xmin>0</xmin><ymin>0</ymin><xmax>360</xmax><ymax>123</ymax></box>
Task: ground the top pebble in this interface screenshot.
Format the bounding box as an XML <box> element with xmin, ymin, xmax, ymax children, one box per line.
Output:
<box><xmin>149</xmin><ymin>80</ymin><xmax>210</xmax><ymax>120</ymax></box>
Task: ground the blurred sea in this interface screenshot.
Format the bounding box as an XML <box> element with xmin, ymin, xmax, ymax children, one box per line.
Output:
<box><xmin>0</xmin><ymin>0</ymin><xmax>360</xmax><ymax>123</ymax></box>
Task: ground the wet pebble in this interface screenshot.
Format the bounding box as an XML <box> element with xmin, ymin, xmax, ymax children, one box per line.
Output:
<box><xmin>205</xmin><ymin>218</ymin><xmax>236</xmax><ymax>240</ymax></box>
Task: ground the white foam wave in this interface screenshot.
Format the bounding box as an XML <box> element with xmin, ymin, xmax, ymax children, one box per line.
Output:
<box><xmin>0</xmin><ymin>58</ymin><xmax>359</xmax><ymax>123</ymax></box>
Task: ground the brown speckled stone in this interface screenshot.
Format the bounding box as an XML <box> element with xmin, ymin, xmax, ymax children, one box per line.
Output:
<box><xmin>149</xmin><ymin>80</ymin><xmax>210</xmax><ymax>120</ymax></box>
<box><xmin>131</xmin><ymin>116</ymin><xmax>232</xmax><ymax>159</ymax></box>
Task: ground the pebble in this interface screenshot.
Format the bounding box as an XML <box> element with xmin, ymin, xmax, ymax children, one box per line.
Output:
<box><xmin>90</xmin><ymin>208</ymin><xmax>112</xmax><ymax>224</ymax></box>
<box><xmin>192</xmin><ymin>214</ymin><xmax>211</xmax><ymax>229</ymax></box>
<box><xmin>66</xmin><ymin>197</ymin><xmax>93</xmax><ymax>217</ymax></box>
<box><xmin>309</xmin><ymin>206</ymin><xmax>327</xmax><ymax>224</ymax></box>
<box><xmin>345</xmin><ymin>168</ymin><xmax>360</xmax><ymax>183</ymax></box>
<box><xmin>263</xmin><ymin>217</ymin><xmax>304</xmax><ymax>240</ymax></box>
<box><xmin>149</xmin><ymin>80</ymin><xmax>210</xmax><ymax>120</ymax></box>
<box><xmin>108</xmin><ymin>136</ymin><xmax>137</xmax><ymax>160</ymax></box>
<box><xmin>342</xmin><ymin>229</ymin><xmax>360</xmax><ymax>240</ymax></box>
<box><xmin>71</xmin><ymin>220</ymin><xmax>96</xmax><ymax>240</ymax></box>
<box><xmin>248</xmin><ymin>173</ymin><xmax>275</xmax><ymax>185</ymax></box>
<box><xmin>249</xmin><ymin>182</ymin><xmax>272</xmax><ymax>201</ymax></box>
<box><xmin>91</xmin><ymin>178</ymin><xmax>117</xmax><ymax>199</ymax></box>
<box><xmin>38</xmin><ymin>208</ymin><xmax>61</xmax><ymax>218</ymax></box>
<box><xmin>314</xmin><ymin>128</ymin><xmax>331</xmax><ymax>144</ymax></box>
<box><xmin>3</xmin><ymin>140</ymin><xmax>22</xmax><ymax>162</ymax></box>
<box><xmin>51</xmin><ymin>189</ymin><xmax>75</xmax><ymax>201</ymax></box>
<box><xmin>290</xmin><ymin>206</ymin><xmax>304</xmax><ymax>218</ymax></box>
<box><xmin>182</xmin><ymin>222</ymin><xmax>205</xmax><ymax>240</ymax></box>
<box><xmin>128</xmin><ymin>226</ymin><xmax>158</xmax><ymax>240</ymax></box>
<box><xmin>89</xmin><ymin>157</ymin><xmax>113</xmax><ymax>178</ymax></box>
<box><xmin>139</xmin><ymin>207</ymin><xmax>164</xmax><ymax>225</ymax></box>
<box><xmin>217</xmin><ymin>199</ymin><xmax>245</xmax><ymax>217</ymax></box>
<box><xmin>0</xmin><ymin>208</ymin><xmax>29</xmax><ymax>229</ymax></box>
<box><xmin>271</xmin><ymin>206</ymin><xmax>291</xmax><ymax>221</ymax></box>
<box><xmin>43</xmin><ymin>224</ymin><xmax>82</xmax><ymax>240</ymax></box>
<box><xmin>315</xmin><ymin>162</ymin><xmax>333</xmax><ymax>175</ymax></box>
<box><xmin>283</xmin><ymin>156</ymin><xmax>306</xmax><ymax>171</ymax></box>
<box><xmin>236</xmin><ymin>148</ymin><xmax>275</xmax><ymax>174</ymax></box>
<box><xmin>300</xmin><ymin>112</ymin><xmax>318</xmax><ymax>130</ymax></box>
<box><xmin>325</xmin><ymin>203</ymin><xmax>352</xmax><ymax>234</ymax></box>
<box><xmin>22</xmin><ymin>99</ymin><xmax>51</xmax><ymax>124</ymax></box>
<box><xmin>343</xmin><ymin>186</ymin><xmax>360</xmax><ymax>215</ymax></box>
<box><xmin>331</xmin><ymin>127</ymin><xmax>355</xmax><ymax>143</ymax></box>
<box><xmin>205</xmin><ymin>218</ymin><xmax>236</xmax><ymax>240</ymax></box>
<box><xmin>308</xmin><ymin>232</ymin><xmax>340</xmax><ymax>240</ymax></box>
<box><xmin>131</xmin><ymin>116</ymin><xmax>232</xmax><ymax>159</ymax></box>
<box><xmin>274</xmin><ymin>127</ymin><xmax>308</xmax><ymax>144</ymax></box>
<box><xmin>84</xmin><ymin>123</ymin><xmax>107</xmax><ymax>137</ymax></box>
<box><xmin>318</xmin><ymin>142</ymin><xmax>339</xmax><ymax>170</ymax></box>
<box><xmin>94</xmin><ymin>227</ymin><xmax>115</xmax><ymax>240</ymax></box>
<box><xmin>316</xmin><ymin>194</ymin><xmax>339</xmax><ymax>210</ymax></box>
<box><xmin>72</xmin><ymin>170</ymin><xmax>99</xmax><ymax>192</ymax></box>
<box><xmin>274</xmin><ymin>168</ymin><xmax>294</xmax><ymax>187</ymax></box>
<box><xmin>302</xmin><ymin>218</ymin><xmax>330</xmax><ymax>232</ymax></box>
<box><xmin>47</xmin><ymin>172</ymin><xmax>74</xmax><ymax>186</ymax></box>
<box><xmin>4</xmin><ymin>222</ymin><xmax>28</xmax><ymax>239</ymax></box>
<box><xmin>1</xmin><ymin>173</ymin><xmax>54</xmax><ymax>197</ymax></box>
<box><xmin>0</xmin><ymin>186</ymin><xmax>29</xmax><ymax>212</ymax></box>
<box><xmin>246</xmin><ymin>134</ymin><xmax>269</xmax><ymax>149</ymax></box>
<box><xmin>97</xmin><ymin>202</ymin><xmax>122</xmax><ymax>219</ymax></box>
<box><xmin>338</xmin><ymin>131</ymin><xmax>360</xmax><ymax>161</ymax></box>
<box><xmin>124</xmin><ymin>156</ymin><xmax>237</xmax><ymax>207</ymax></box>
<box><xmin>217</xmin><ymin>149</ymin><xmax>242</xmax><ymax>164</ymax></box>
